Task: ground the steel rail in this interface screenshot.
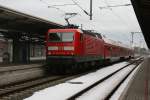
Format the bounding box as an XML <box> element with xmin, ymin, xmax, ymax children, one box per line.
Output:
<box><xmin>0</xmin><ymin>57</ymin><xmax>142</xmax><ymax>100</ymax></box>
<box><xmin>67</xmin><ymin>58</ymin><xmax>143</xmax><ymax>100</ymax></box>
<box><xmin>0</xmin><ymin>71</ymin><xmax>92</xmax><ymax>100</ymax></box>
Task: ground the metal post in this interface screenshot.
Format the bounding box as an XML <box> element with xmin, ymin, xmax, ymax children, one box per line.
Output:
<box><xmin>131</xmin><ymin>32</ymin><xmax>134</xmax><ymax>45</ymax></box>
<box><xmin>90</xmin><ymin>0</ymin><xmax>92</xmax><ymax>20</ymax></box>
<box><xmin>81</xmin><ymin>24</ymin><xmax>83</xmax><ymax>29</ymax></box>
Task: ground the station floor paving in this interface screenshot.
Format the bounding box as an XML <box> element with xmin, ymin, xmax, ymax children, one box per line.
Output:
<box><xmin>122</xmin><ymin>57</ymin><xmax>150</xmax><ymax>100</ymax></box>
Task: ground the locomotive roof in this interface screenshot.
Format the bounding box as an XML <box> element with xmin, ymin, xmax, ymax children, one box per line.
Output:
<box><xmin>48</xmin><ymin>28</ymin><xmax>102</xmax><ymax>39</ymax></box>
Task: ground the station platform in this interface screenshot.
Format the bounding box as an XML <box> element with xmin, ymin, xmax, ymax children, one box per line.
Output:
<box><xmin>122</xmin><ymin>57</ymin><xmax>150</xmax><ymax>100</ymax></box>
<box><xmin>0</xmin><ymin>57</ymin><xmax>46</xmax><ymax>67</ymax></box>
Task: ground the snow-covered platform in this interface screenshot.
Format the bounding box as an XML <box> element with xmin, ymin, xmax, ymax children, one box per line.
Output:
<box><xmin>24</xmin><ymin>58</ymin><xmax>147</xmax><ymax>100</ymax></box>
<box><xmin>25</xmin><ymin>61</ymin><xmax>137</xmax><ymax>100</ymax></box>
<box><xmin>121</xmin><ymin>57</ymin><xmax>150</xmax><ymax>100</ymax></box>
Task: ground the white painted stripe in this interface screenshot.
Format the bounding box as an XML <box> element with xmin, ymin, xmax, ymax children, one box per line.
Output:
<box><xmin>64</xmin><ymin>46</ymin><xmax>74</xmax><ymax>50</ymax></box>
<box><xmin>48</xmin><ymin>46</ymin><xmax>58</xmax><ymax>50</ymax></box>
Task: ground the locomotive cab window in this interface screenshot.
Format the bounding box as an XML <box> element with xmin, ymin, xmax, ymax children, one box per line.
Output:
<box><xmin>49</xmin><ymin>32</ymin><xmax>74</xmax><ymax>42</ymax></box>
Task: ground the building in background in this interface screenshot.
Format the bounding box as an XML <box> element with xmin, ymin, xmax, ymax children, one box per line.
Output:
<box><xmin>0</xmin><ymin>35</ymin><xmax>13</xmax><ymax>63</ymax></box>
<box><xmin>0</xmin><ymin>35</ymin><xmax>45</xmax><ymax>63</ymax></box>
<box><xmin>30</xmin><ymin>44</ymin><xmax>45</xmax><ymax>57</ymax></box>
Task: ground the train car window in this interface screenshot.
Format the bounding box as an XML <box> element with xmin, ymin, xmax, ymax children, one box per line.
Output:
<box><xmin>49</xmin><ymin>32</ymin><xmax>74</xmax><ymax>42</ymax></box>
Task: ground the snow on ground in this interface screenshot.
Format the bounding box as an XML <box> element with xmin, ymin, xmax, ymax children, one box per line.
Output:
<box><xmin>110</xmin><ymin>63</ymin><xmax>142</xmax><ymax>100</ymax></box>
<box><xmin>25</xmin><ymin>62</ymin><xmax>129</xmax><ymax>100</ymax></box>
<box><xmin>77</xmin><ymin>65</ymin><xmax>135</xmax><ymax>100</ymax></box>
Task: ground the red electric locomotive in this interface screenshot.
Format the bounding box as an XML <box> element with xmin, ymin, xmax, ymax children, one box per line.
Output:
<box><xmin>46</xmin><ymin>28</ymin><xmax>134</xmax><ymax>72</ymax></box>
<box><xmin>46</xmin><ymin>29</ymin><xmax>104</xmax><ymax>66</ymax></box>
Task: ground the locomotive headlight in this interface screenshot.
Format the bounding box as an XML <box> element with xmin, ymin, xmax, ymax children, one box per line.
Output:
<box><xmin>48</xmin><ymin>46</ymin><xmax>58</xmax><ymax>50</ymax></box>
<box><xmin>64</xmin><ymin>46</ymin><xmax>74</xmax><ymax>50</ymax></box>
<box><xmin>48</xmin><ymin>51</ymin><xmax>51</xmax><ymax>55</ymax></box>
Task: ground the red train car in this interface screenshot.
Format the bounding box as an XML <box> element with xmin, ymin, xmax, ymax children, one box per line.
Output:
<box><xmin>46</xmin><ymin>28</ymin><xmax>134</xmax><ymax>73</ymax></box>
<box><xmin>103</xmin><ymin>38</ymin><xmax>134</xmax><ymax>62</ymax></box>
<box><xmin>46</xmin><ymin>29</ymin><xmax>105</xmax><ymax>66</ymax></box>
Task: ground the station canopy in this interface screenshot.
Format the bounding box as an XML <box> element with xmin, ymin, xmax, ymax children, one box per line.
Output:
<box><xmin>0</xmin><ymin>4</ymin><xmax>64</xmax><ymax>37</ymax></box>
<box><xmin>131</xmin><ymin>0</ymin><xmax>150</xmax><ymax>48</ymax></box>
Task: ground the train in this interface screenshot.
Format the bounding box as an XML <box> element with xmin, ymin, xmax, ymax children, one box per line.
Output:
<box><xmin>46</xmin><ymin>28</ymin><xmax>134</xmax><ymax>73</ymax></box>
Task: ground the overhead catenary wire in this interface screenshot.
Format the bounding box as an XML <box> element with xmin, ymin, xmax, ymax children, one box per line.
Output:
<box><xmin>40</xmin><ymin>0</ymin><xmax>66</xmax><ymax>13</ymax></box>
<box><xmin>99</xmin><ymin>0</ymin><xmax>133</xmax><ymax>42</ymax></box>
<box><xmin>71</xmin><ymin>0</ymin><xmax>90</xmax><ymax>16</ymax></box>
<box><xmin>109</xmin><ymin>10</ymin><xmax>132</xmax><ymax>43</ymax></box>
<box><xmin>103</xmin><ymin>0</ymin><xmax>132</xmax><ymax>29</ymax></box>
<box><xmin>40</xmin><ymin>0</ymin><xmax>92</xmax><ymax>21</ymax></box>
<box><xmin>70</xmin><ymin>0</ymin><xmax>134</xmax><ymax>35</ymax></box>
<box><xmin>40</xmin><ymin>0</ymin><xmax>75</xmax><ymax>7</ymax></box>
<box><xmin>70</xmin><ymin>0</ymin><xmax>115</xmax><ymax>34</ymax></box>
<box><xmin>40</xmin><ymin>0</ymin><xmax>91</xmax><ymax>26</ymax></box>
<box><xmin>108</xmin><ymin>9</ymin><xmax>133</xmax><ymax>42</ymax></box>
<box><xmin>40</xmin><ymin>0</ymin><xmax>81</xmax><ymax>17</ymax></box>
<box><xmin>99</xmin><ymin>4</ymin><xmax>132</xmax><ymax>9</ymax></box>
<box><xmin>51</xmin><ymin>4</ymin><xmax>76</xmax><ymax>7</ymax></box>
<box><xmin>40</xmin><ymin>0</ymin><xmax>78</xmax><ymax>25</ymax></box>
<box><xmin>40</xmin><ymin>0</ymin><xmax>131</xmax><ymax>37</ymax></box>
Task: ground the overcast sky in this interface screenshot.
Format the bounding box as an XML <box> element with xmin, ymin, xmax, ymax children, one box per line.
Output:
<box><xmin>0</xmin><ymin>0</ymin><xmax>147</xmax><ymax>48</ymax></box>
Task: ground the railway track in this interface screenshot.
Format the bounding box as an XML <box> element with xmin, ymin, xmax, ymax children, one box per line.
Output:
<box><xmin>0</xmin><ymin>64</ymin><xmax>44</xmax><ymax>72</ymax></box>
<box><xmin>23</xmin><ymin>57</ymin><xmax>143</xmax><ymax>100</ymax></box>
<box><xmin>0</xmin><ymin>57</ymin><xmax>143</xmax><ymax>100</ymax></box>
<box><xmin>0</xmin><ymin>62</ymin><xmax>97</xmax><ymax>100</ymax></box>
<box><xmin>0</xmin><ymin>73</ymin><xmax>89</xmax><ymax>100</ymax></box>
<box><xmin>68</xmin><ymin>57</ymin><xmax>143</xmax><ymax>100</ymax></box>
<box><xmin>0</xmin><ymin>64</ymin><xmax>47</xmax><ymax>87</ymax></box>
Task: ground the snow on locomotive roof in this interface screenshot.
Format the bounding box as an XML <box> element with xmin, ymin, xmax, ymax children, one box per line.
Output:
<box><xmin>103</xmin><ymin>37</ymin><xmax>132</xmax><ymax>49</ymax></box>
